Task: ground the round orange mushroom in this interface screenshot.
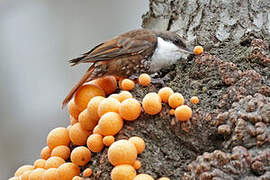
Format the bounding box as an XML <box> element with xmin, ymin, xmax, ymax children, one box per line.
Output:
<box><xmin>70</xmin><ymin>146</ymin><xmax>91</xmax><ymax>166</ymax></box>
<box><xmin>133</xmin><ymin>174</ymin><xmax>154</xmax><ymax>180</ymax></box>
<box><xmin>82</xmin><ymin>168</ymin><xmax>93</xmax><ymax>177</ymax></box>
<box><xmin>193</xmin><ymin>45</ymin><xmax>204</xmax><ymax>55</ymax></box>
<box><xmin>98</xmin><ymin>112</ymin><xmax>123</xmax><ymax>136</ymax></box>
<box><xmin>175</xmin><ymin>105</ymin><xmax>192</xmax><ymax>121</ymax></box>
<box><xmin>138</xmin><ymin>73</ymin><xmax>151</xmax><ymax>86</ymax></box>
<box><xmin>74</xmin><ymin>84</ymin><xmax>105</xmax><ymax>111</ymax></box>
<box><xmin>103</xmin><ymin>135</ymin><xmax>115</xmax><ymax>147</ymax></box>
<box><xmin>69</xmin><ymin>122</ymin><xmax>91</xmax><ymax>146</ymax></box>
<box><xmin>51</xmin><ymin>145</ymin><xmax>70</xmax><ymax>160</ymax></box>
<box><xmin>28</xmin><ymin>168</ymin><xmax>45</xmax><ymax>180</ymax></box>
<box><xmin>117</xmin><ymin>91</ymin><xmax>133</xmax><ymax>102</ymax></box>
<box><xmin>158</xmin><ymin>87</ymin><xmax>174</xmax><ymax>103</ymax></box>
<box><xmin>92</xmin><ymin>76</ymin><xmax>117</xmax><ymax>95</ymax></box>
<box><xmin>111</xmin><ymin>164</ymin><xmax>136</xmax><ymax>180</ymax></box>
<box><xmin>168</xmin><ymin>93</ymin><xmax>185</xmax><ymax>108</ymax></box>
<box><xmin>44</xmin><ymin>156</ymin><xmax>65</xmax><ymax>169</ymax></box>
<box><xmin>142</xmin><ymin>92</ymin><xmax>162</xmax><ymax>115</ymax></box>
<box><xmin>119</xmin><ymin>98</ymin><xmax>141</xmax><ymax>121</ymax></box>
<box><xmin>33</xmin><ymin>159</ymin><xmax>46</xmax><ymax>169</ymax></box>
<box><xmin>14</xmin><ymin>165</ymin><xmax>34</xmax><ymax>177</ymax></box>
<box><xmin>40</xmin><ymin>146</ymin><xmax>51</xmax><ymax>160</ymax></box>
<box><xmin>108</xmin><ymin>139</ymin><xmax>137</xmax><ymax>166</ymax></box>
<box><xmin>57</xmin><ymin>163</ymin><xmax>80</xmax><ymax>180</ymax></box>
<box><xmin>47</xmin><ymin>127</ymin><xmax>70</xmax><ymax>150</ymax></box>
<box><xmin>128</xmin><ymin>136</ymin><xmax>145</xmax><ymax>154</ymax></box>
<box><xmin>121</xmin><ymin>79</ymin><xmax>135</xmax><ymax>91</ymax></box>
<box><xmin>190</xmin><ymin>96</ymin><xmax>199</xmax><ymax>104</ymax></box>
<box><xmin>133</xmin><ymin>160</ymin><xmax>142</xmax><ymax>170</ymax></box>
<box><xmin>87</xmin><ymin>134</ymin><xmax>104</xmax><ymax>152</ymax></box>
<box><xmin>97</xmin><ymin>97</ymin><xmax>120</xmax><ymax>117</ymax></box>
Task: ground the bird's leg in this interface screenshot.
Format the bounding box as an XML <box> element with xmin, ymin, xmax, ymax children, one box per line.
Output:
<box><xmin>150</xmin><ymin>74</ymin><xmax>168</xmax><ymax>87</ymax></box>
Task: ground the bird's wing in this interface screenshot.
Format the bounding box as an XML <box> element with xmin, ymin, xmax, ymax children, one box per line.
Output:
<box><xmin>69</xmin><ymin>29</ymin><xmax>157</xmax><ymax>66</ymax></box>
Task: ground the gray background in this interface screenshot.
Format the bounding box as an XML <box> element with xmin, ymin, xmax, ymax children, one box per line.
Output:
<box><xmin>0</xmin><ymin>0</ymin><xmax>147</xmax><ymax>178</ymax></box>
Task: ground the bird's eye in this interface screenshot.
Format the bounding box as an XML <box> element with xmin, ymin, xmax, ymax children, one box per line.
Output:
<box><xmin>174</xmin><ymin>39</ymin><xmax>180</xmax><ymax>44</ymax></box>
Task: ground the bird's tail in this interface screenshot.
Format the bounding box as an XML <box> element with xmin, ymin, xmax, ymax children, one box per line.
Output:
<box><xmin>62</xmin><ymin>64</ymin><xmax>95</xmax><ymax>108</ymax></box>
<box><xmin>69</xmin><ymin>56</ymin><xmax>85</xmax><ymax>66</ymax></box>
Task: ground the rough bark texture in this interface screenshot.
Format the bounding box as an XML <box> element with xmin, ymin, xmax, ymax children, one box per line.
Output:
<box><xmin>85</xmin><ymin>0</ymin><xmax>270</xmax><ymax>179</ymax></box>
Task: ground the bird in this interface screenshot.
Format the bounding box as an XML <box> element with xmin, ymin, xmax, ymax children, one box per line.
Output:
<box><xmin>62</xmin><ymin>28</ymin><xmax>193</xmax><ymax>108</ymax></box>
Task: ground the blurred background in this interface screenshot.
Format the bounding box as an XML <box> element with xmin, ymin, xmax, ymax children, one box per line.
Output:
<box><xmin>0</xmin><ymin>0</ymin><xmax>148</xmax><ymax>178</ymax></box>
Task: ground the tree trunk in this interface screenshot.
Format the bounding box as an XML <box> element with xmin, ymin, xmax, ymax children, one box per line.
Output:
<box><xmin>89</xmin><ymin>1</ymin><xmax>270</xmax><ymax>179</ymax></box>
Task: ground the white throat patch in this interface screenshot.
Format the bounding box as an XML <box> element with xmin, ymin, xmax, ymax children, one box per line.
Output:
<box><xmin>150</xmin><ymin>37</ymin><xmax>183</xmax><ymax>72</ymax></box>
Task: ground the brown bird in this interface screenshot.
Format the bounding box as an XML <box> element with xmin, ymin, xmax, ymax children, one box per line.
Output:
<box><xmin>62</xmin><ymin>29</ymin><xmax>193</xmax><ymax>108</ymax></box>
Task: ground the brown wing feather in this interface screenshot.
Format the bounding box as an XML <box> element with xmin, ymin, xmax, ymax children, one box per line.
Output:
<box><xmin>69</xmin><ymin>29</ymin><xmax>157</xmax><ymax>65</ymax></box>
<box><xmin>62</xmin><ymin>64</ymin><xmax>95</xmax><ymax>108</ymax></box>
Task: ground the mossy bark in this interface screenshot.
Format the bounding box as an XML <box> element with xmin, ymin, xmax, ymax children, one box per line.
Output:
<box><xmin>87</xmin><ymin>1</ymin><xmax>270</xmax><ymax>179</ymax></box>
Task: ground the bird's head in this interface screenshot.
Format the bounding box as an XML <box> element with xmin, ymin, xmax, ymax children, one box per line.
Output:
<box><xmin>150</xmin><ymin>30</ymin><xmax>193</xmax><ymax>72</ymax></box>
<box><xmin>157</xmin><ymin>31</ymin><xmax>193</xmax><ymax>55</ymax></box>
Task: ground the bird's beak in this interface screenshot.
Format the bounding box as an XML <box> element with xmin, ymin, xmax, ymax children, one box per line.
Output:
<box><xmin>179</xmin><ymin>47</ymin><xmax>194</xmax><ymax>54</ymax></box>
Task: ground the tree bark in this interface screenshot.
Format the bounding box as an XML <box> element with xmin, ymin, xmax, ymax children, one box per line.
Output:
<box><xmin>88</xmin><ymin>1</ymin><xmax>270</xmax><ymax>179</ymax></box>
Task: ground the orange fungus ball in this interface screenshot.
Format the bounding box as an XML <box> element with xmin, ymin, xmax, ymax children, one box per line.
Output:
<box><xmin>168</xmin><ymin>92</ymin><xmax>185</xmax><ymax>108</ymax></box>
<box><xmin>111</xmin><ymin>164</ymin><xmax>136</xmax><ymax>180</ymax></box>
<box><xmin>8</xmin><ymin>177</ymin><xmax>20</xmax><ymax>180</ymax></box>
<box><xmin>43</xmin><ymin>168</ymin><xmax>58</xmax><ymax>180</ymax></box>
<box><xmin>33</xmin><ymin>159</ymin><xmax>46</xmax><ymax>169</ymax></box>
<box><xmin>21</xmin><ymin>170</ymin><xmax>32</xmax><ymax>180</ymax></box>
<box><xmin>103</xmin><ymin>135</ymin><xmax>115</xmax><ymax>146</ymax></box>
<box><xmin>128</xmin><ymin>136</ymin><xmax>145</xmax><ymax>154</ymax></box>
<box><xmin>28</xmin><ymin>168</ymin><xmax>45</xmax><ymax>180</ymax></box>
<box><xmin>108</xmin><ymin>139</ymin><xmax>137</xmax><ymax>166</ymax></box>
<box><xmin>82</xmin><ymin>168</ymin><xmax>93</xmax><ymax>177</ymax></box>
<box><xmin>97</xmin><ymin>97</ymin><xmax>120</xmax><ymax>117</ymax></box>
<box><xmin>70</xmin><ymin>146</ymin><xmax>91</xmax><ymax>166</ymax></box>
<box><xmin>133</xmin><ymin>160</ymin><xmax>142</xmax><ymax>170</ymax></box>
<box><xmin>86</xmin><ymin>96</ymin><xmax>105</xmax><ymax>122</ymax></box>
<box><xmin>108</xmin><ymin>93</ymin><xmax>119</xmax><ymax>100</ymax></box>
<box><xmin>69</xmin><ymin>122</ymin><xmax>91</xmax><ymax>146</ymax></box>
<box><xmin>138</xmin><ymin>73</ymin><xmax>151</xmax><ymax>86</ymax></box>
<box><xmin>193</xmin><ymin>45</ymin><xmax>204</xmax><ymax>55</ymax></box>
<box><xmin>93</xmin><ymin>76</ymin><xmax>117</xmax><ymax>95</ymax></box>
<box><xmin>57</xmin><ymin>163</ymin><xmax>80</xmax><ymax>180</ymax></box>
<box><xmin>142</xmin><ymin>92</ymin><xmax>162</xmax><ymax>115</ymax></box>
<box><xmin>78</xmin><ymin>109</ymin><xmax>97</xmax><ymax>131</ymax></box>
<box><xmin>87</xmin><ymin>134</ymin><xmax>104</xmax><ymax>152</ymax></box>
<box><xmin>40</xmin><ymin>146</ymin><xmax>51</xmax><ymax>160</ymax></box>
<box><xmin>68</xmin><ymin>99</ymin><xmax>81</xmax><ymax>120</ymax></box>
<box><xmin>72</xmin><ymin>176</ymin><xmax>83</xmax><ymax>180</ymax></box>
<box><xmin>121</xmin><ymin>79</ymin><xmax>135</xmax><ymax>91</ymax></box>
<box><xmin>98</xmin><ymin>112</ymin><xmax>123</xmax><ymax>136</ymax></box>
<box><xmin>175</xmin><ymin>105</ymin><xmax>192</xmax><ymax>121</ymax></box>
<box><xmin>74</xmin><ymin>84</ymin><xmax>105</xmax><ymax>111</ymax></box>
<box><xmin>47</xmin><ymin>127</ymin><xmax>70</xmax><ymax>149</ymax></box>
<box><xmin>158</xmin><ymin>177</ymin><xmax>170</xmax><ymax>180</ymax></box>
<box><xmin>45</xmin><ymin>156</ymin><xmax>65</xmax><ymax>169</ymax></box>
<box><xmin>133</xmin><ymin>174</ymin><xmax>154</xmax><ymax>180</ymax></box>
<box><xmin>158</xmin><ymin>87</ymin><xmax>174</xmax><ymax>103</ymax></box>
<box><xmin>93</xmin><ymin>125</ymin><xmax>102</xmax><ymax>134</ymax></box>
<box><xmin>15</xmin><ymin>165</ymin><xmax>34</xmax><ymax>177</ymax></box>
<box><xmin>117</xmin><ymin>91</ymin><xmax>133</xmax><ymax>102</ymax></box>
<box><xmin>119</xmin><ymin>98</ymin><xmax>141</xmax><ymax>121</ymax></box>
<box><xmin>190</xmin><ymin>96</ymin><xmax>199</xmax><ymax>104</ymax></box>
<box><xmin>51</xmin><ymin>145</ymin><xmax>70</xmax><ymax>160</ymax></box>
<box><xmin>169</xmin><ymin>109</ymin><xmax>175</xmax><ymax>116</ymax></box>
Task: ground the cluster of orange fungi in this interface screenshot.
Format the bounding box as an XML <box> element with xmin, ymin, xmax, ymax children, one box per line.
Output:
<box><xmin>11</xmin><ymin>45</ymin><xmax>203</xmax><ymax>180</ymax></box>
